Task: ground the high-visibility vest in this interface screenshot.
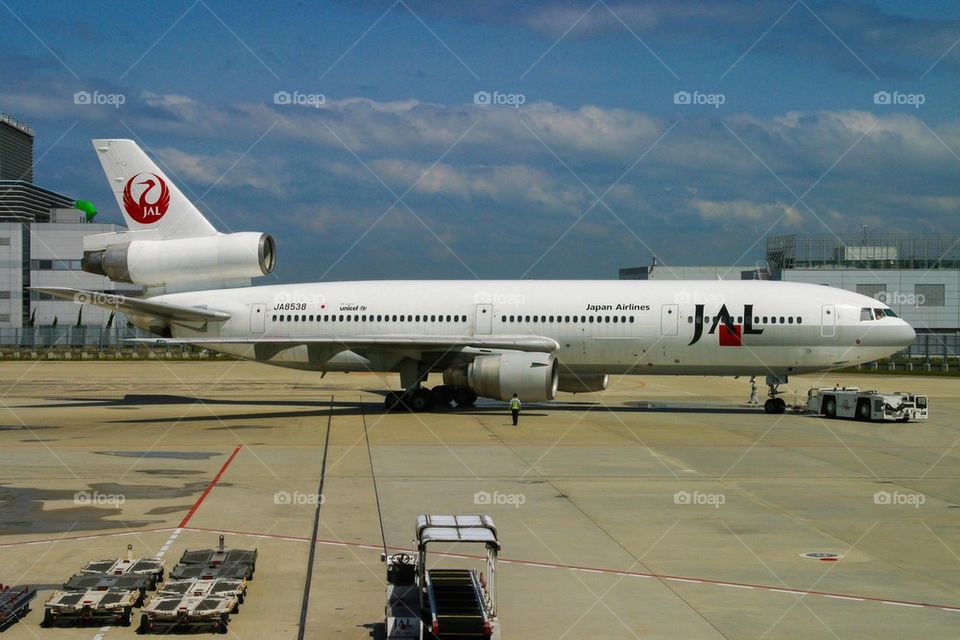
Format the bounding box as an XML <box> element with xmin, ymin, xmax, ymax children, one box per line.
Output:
<box><xmin>510</xmin><ymin>398</ymin><xmax>521</xmax><ymax>410</ymax></box>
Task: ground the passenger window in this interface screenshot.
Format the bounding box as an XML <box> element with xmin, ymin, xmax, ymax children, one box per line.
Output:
<box><xmin>770</xmin><ymin>317</ymin><xmax>776</xmax><ymax>324</ymax></box>
<box><xmin>787</xmin><ymin>316</ymin><xmax>793</xmax><ymax>324</ymax></box>
<box><xmin>754</xmin><ymin>316</ymin><xmax>759</xmax><ymax>324</ymax></box>
<box><xmin>629</xmin><ymin>316</ymin><xmax>634</xmax><ymax>323</ymax></box>
<box><xmin>565</xmin><ymin>315</ymin><xmax>570</xmax><ymax>322</ymax></box>
<box><xmin>763</xmin><ymin>316</ymin><xmax>768</xmax><ymax>323</ymax></box>
<box><xmin>271</xmin><ymin>315</ymin><xmax>277</xmax><ymax>322</ymax></box>
<box><xmin>797</xmin><ymin>317</ymin><xmax>802</xmax><ymax>324</ymax></box>
<box><xmin>572</xmin><ymin>316</ymin><xmax>578</xmax><ymax>323</ymax></box>
<box><xmin>779</xmin><ymin>316</ymin><xmax>785</xmax><ymax>323</ymax></box>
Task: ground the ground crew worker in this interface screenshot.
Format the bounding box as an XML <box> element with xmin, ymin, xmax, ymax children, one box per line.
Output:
<box><xmin>510</xmin><ymin>393</ymin><xmax>521</xmax><ymax>426</ymax></box>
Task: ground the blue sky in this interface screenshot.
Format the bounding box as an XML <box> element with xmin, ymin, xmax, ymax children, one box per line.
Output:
<box><xmin>3</xmin><ymin>0</ymin><xmax>960</xmax><ymax>281</ymax></box>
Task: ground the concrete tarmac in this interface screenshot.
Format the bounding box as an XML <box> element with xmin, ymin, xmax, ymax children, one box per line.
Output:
<box><xmin>0</xmin><ymin>361</ymin><xmax>957</xmax><ymax>639</ymax></box>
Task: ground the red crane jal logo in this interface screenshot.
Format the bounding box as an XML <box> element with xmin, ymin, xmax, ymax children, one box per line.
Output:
<box><xmin>122</xmin><ymin>173</ymin><xmax>170</xmax><ymax>223</ymax></box>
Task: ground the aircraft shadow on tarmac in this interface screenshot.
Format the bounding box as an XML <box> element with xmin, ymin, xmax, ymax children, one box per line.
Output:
<box><xmin>24</xmin><ymin>392</ymin><xmax>759</xmax><ymax>425</ymax></box>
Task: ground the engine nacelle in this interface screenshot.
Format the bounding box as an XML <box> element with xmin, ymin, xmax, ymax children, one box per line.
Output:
<box><xmin>443</xmin><ymin>353</ymin><xmax>559</xmax><ymax>402</ymax></box>
<box><xmin>83</xmin><ymin>232</ymin><xmax>275</xmax><ymax>287</ymax></box>
<box><xmin>557</xmin><ymin>373</ymin><xmax>609</xmax><ymax>393</ymax></box>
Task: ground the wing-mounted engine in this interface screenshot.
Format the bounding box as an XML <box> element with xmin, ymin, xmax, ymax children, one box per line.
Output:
<box><xmin>557</xmin><ymin>373</ymin><xmax>608</xmax><ymax>393</ymax></box>
<box><xmin>443</xmin><ymin>352</ymin><xmax>559</xmax><ymax>402</ymax></box>
<box><xmin>83</xmin><ymin>232</ymin><xmax>275</xmax><ymax>293</ymax></box>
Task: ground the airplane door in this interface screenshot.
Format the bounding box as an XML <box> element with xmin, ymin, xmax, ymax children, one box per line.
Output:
<box><xmin>250</xmin><ymin>303</ymin><xmax>266</xmax><ymax>333</ymax></box>
<box><xmin>820</xmin><ymin>304</ymin><xmax>836</xmax><ymax>337</ymax></box>
<box><xmin>475</xmin><ymin>303</ymin><xmax>492</xmax><ymax>334</ymax></box>
<box><xmin>660</xmin><ymin>304</ymin><xmax>679</xmax><ymax>336</ymax></box>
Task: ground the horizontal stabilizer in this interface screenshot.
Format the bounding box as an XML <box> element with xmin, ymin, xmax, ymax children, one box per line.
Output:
<box><xmin>32</xmin><ymin>287</ymin><xmax>230</xmax><ymax>323</ymax></box>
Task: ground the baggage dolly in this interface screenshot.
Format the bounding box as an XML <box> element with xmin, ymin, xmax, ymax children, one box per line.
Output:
<box><xmin>138</xmin><ymin>594</ymin><xmax>237</xmax><ymax>634</ymax></box>
<box><xmin>159</xmin><ymin>578</ymin><xmax>247</xmax><ymax>606</ymax></box>
<box><xmin>0</xmin><ymin>584</ymin><xmax>36</xmax><ymax>631</ymax></box>
<box><xmin>41</xmin><ymin>588</ymin><xmax>138</xmax><ymax>628</ymax></box>
<box><xmin>63</xmin><ymin>573</ymin><xmax>152</xmax><ymax>606</ymax></box>
<box><xmin>171</xmin><ymin>535</ymin><xmax>257</xmax><ymax>581</ymax></box>
<box><xmin>168</xmin><ymin>562</ymin><xmax>251</xmax><ymax>581</ymax></box>
<box><xmin>175</xmin><ymin>535</ymin><xmax>257</xmax><ymax>580</ymax></box>
<box><xmin>80</xmin><ymin>545</ymin><xmax>164</xmax><ymax>589</ymax></box>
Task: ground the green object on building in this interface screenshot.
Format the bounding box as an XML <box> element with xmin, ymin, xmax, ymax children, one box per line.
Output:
<box><xmin>74</xmin><ymin>199</ymin><xmax>97</xmax><ymax>221</ymax></box>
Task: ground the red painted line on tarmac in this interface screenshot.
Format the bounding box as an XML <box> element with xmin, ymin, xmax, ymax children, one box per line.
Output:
<box><xmin>182</xmin><ymin>525</ymin><xmax>960</xmax><ymax>614</ymax></box>
<box><xmin>178</xmin><ymin>445</ymin><xmax>242</xmax><ymax>528</ymax></box>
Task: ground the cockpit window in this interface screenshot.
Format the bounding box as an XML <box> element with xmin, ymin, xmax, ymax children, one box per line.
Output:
<box><xmin>874</xmin><ymin>308</ymin><xmax>885</xmax><ymax>320</ymax></box>
<box><xmin>883</xmin><ymin>308</ymin><xmax>898</xmax><ymax>318</ymax></box>
<box><xmin>860</xmin><ymin>308</ymin><xmax>873</xmax><ymax>321</ymax></box>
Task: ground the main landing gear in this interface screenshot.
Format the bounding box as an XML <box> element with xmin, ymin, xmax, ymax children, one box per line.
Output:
<box><xmin>384</xmin><ymin>385</ymin><xmax>478</xmax><ymax>412</ymax></box>
<box><xmin>762</xmin><ymin>374</ymin><xmax>788</xmax><ymax>414</ymax></box>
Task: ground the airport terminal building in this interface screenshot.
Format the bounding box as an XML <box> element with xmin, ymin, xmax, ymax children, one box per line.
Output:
<box><xmin>621</xmin><ymin>234</ymin><xmax>959</xmax><ymax>359</ymax></box>
<box><xmin>767</xmin><ymin>233</ymin><xmax>959</xmax><ymax>359</ymax></box>
<box><xmin>0</xmin><ymin>112</ymin><xmax>134</xmax><ymax>345</ymax></box>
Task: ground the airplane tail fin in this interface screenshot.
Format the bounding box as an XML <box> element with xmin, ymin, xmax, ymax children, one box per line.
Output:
<box><xmin>92</xmin><ymin>139</ymin><xmax>217</xmax><ymax>239</ymax></box>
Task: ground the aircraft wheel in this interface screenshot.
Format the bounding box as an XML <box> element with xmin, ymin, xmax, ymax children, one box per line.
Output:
<box><xmin>431</xmin><ymin>385</ymin><xmax>454</xmax><ymax>407</ymax></box>
<box><xmin>408</xmin><ymin>388</ymin><xmax>435</xmax><ymax>412</ymax></box>
<box><xmin>774</xmin><ymin>397</ymin><xmax>786</xmax><ymax>413</ymax></box>
<box><xmin>384</xmin><ymin>392</ymin><xmax>402</xmax><ymax>412</ymax></box>
<box><xmin>763</xmin><ymin>399</ymin><xmax>777</xmax><ymax>414</ymax></box>
<box><xmin>453</xmin><ymin>387</ymin><xmax>478</xmax><ymax>407</ymax></box>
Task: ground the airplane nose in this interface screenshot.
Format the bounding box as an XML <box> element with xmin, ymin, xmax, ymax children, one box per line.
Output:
<box><xmin>899</xmin><ymin>321</ymin><xmax>917</xmax><ymax>348</ymax></box>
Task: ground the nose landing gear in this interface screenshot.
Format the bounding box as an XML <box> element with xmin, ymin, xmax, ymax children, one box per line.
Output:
<box><xmin>762</xmin><ymin>374</ymin><xmax>788</xmax><ymax>414</ymax></box>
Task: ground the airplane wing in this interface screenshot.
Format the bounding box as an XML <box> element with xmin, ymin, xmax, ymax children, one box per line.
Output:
<box><xmin>124</xmin><ymin>335</ymin><xmax>559</xmax><ymax>353</ymax></box>
<box><xmin>32</xmin><ymin>287</ymin><xmax>231</xmax><ymax>323</ymax></box>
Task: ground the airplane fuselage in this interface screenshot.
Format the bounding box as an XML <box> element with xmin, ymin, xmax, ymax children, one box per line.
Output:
<box><xmin>145</xmin><ymin>279</ymin><xmax>915</xmax><ymax>377</ymax></box>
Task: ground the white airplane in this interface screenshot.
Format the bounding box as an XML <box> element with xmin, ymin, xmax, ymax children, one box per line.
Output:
<box><xmin>38</xmin><ymin>139</ymin><xmax>916</xmax><ymax>414</ymax></box>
